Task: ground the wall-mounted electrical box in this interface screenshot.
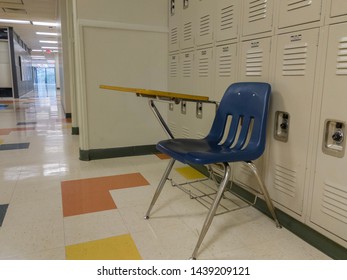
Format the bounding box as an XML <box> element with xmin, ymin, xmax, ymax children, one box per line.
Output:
<box><xmin>322</xmin><ymin>120</ymin><xmax>346</xmax><ymax>158</ymax></box>
<box><xmin>274</xmin><ymin>111</ymin><xmax>290</xmax><ymax>142</ymax></box>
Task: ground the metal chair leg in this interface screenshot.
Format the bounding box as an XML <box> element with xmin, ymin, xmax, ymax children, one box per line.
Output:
<box><xmin>191</xmin><ymin>162</ymin><xmax>232</xmax><ymax>260</ymax></box>
<box><xmin>246</xmin><ymin>161</ymin><xmax>281</xmax><ymax>228</ymax></box>
<box><xmin>144</xmin><ymin>158</ymin><xmax>176</xmax><ymax>219</ymax></box>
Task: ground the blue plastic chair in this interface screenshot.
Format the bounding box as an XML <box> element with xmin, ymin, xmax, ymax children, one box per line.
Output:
<box><xmin>144</xmin><ymin>82</ymin><xmax>281</xmax><ymax>259</ymax></box>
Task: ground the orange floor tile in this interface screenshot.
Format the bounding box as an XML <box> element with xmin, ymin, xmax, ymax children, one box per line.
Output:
<box><xmin>61</xmin><ymin>173</ymin><xmax>149</xmax><ymax>217</ymax></box>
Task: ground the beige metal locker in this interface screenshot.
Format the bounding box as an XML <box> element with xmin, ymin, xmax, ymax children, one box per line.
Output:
<box><xmin>310</xmin><ymin>22</ymin><xmax>347</xmax><ymax>246</ymax></box>
<box><xmin>266</xmin><ymin>28</ymin><xmax>320</xmax><ymax>216</ymax></box>
<box><xmin>233</xmin><ymin>37</ymin><xmax>273</xmax><ymax>192</ymax></box>
<box><xmin>242</xmin><ymin>0</ymin><xmax>275</xmax><ymax>38</ymax></box>
<box><xmin>278</xmin><ymin>0</ymin><xmax>323</xmax><ymax>30</ymax></box>
<box><xmin>195</xmin><ymin>0</ymin><xmax>215</xmax><ymax>46</ymax></box>
<box><xmin>329</xmin><ymin>0</ymin><xmax>347</xmax><ymax>18</ymax></box>
<box><xmin>195</xmin><ymin>47</ymin><xmax>214</xmax><ymax>98</ymax></box>
<box><xmin>214</xmin><ymin>43</ymin><xmax>238</xmax><ymax>101</ymax></box>
<box><xmin>169</xmin><ymin>0</ymin><xmax>181</xmax><ymax>52</ymax></box>
<box><xmin>180</xmin><ymin>0</ymin><xmax>197</xmax><ymax>50</ymax></box>
<box><xmin>168</xmin><ymin>53</ymin><xmax>180</xmax><ymax>92</ymax></box>
<box><xmin>239</xmin><ymin>37</ymin><xmax>273</xmax><ymax>81</ymax></box>
<box><xmin>215</xmin><ymin>0</ymin><xmax>240</xmax><ymax>43</ymax></box>
<box><xmin>179</xmin><ymin>50</ymin><xmax>195</xmax><ymax>94</ymax></box>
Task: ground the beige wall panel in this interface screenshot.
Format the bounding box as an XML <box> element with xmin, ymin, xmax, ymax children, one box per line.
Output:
<box><xmin>83</xmin><ymin>27</ymin><xmax>168</xmax><ymax>149</ymax></box>
<box><xmin>76</xmin><ymin>0</ymin><xmax>167</xmax><ymax>26</ymax></box>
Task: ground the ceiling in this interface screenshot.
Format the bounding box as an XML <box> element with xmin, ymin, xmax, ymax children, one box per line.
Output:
<box><xmin>0</xmin><ymin>0</ymin><xmax>59</xmax><ymax>53</ymax></box>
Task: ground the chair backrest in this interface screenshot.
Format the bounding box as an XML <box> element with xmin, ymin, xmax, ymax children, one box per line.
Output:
<box><xmin>206</xmin><ymin>82</ymin><xmax>271</xmax><ymax>156</ymax></box>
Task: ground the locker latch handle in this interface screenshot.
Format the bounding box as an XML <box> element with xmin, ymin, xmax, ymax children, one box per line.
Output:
<box><xmin>332</xmin><ymin>130</ymin><xmax>344</xmax><ymax>144</ymax></box>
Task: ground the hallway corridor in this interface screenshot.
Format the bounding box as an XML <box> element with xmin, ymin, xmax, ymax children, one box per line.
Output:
<box><xmin>0</xmin><ymin>88</ymin><xmax>331</xmax><ymax>260</ymax></box>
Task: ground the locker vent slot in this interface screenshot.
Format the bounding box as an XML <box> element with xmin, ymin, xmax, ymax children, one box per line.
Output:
<box><xmin>198</xmin><ymin>56</ymin><xmax>209</xmax><ymax>78</ymax></box>
<box><xmin>199</xmin><ymin>15</ymin><xmax>211</xmax><ymax>37</ymax></box>
<box><xmin>218</xmin><ymin>53</ymin><xmax>232</xmax><ymax>77</ymax></box>
<box><xmin>274</xmin><ymin>164</ymin><xmax>297</xmax><ymax>197</ymax></box>
<box><xmin>182</xmin><ymin>126</ymin><xmax>190</xmax><ymax>138</ymax></box>
<box><xmin>169</xmin><ymin>57</ymin><xmax>178</xmax><ymax>78</ymax></box>
<box><xmin>287</xmin><ymin>0</ymin><xmax>312</xmax><ymax>12</ymax></box>
<box><xmin>322</xmin><ymin>182</ymin><xmax>347</xmax><ymax>224</ymax></box>
<box><xmin>336</xmin><ymin>37</ymin><xmax>347</xmax><ymax>76</ymax></box>
<box><xmin>282</xmin><ymin>43</ymin><xmax>308</xmax><ymax>76</ymax></box>
<box><xmin>248</xmin><ymin>0</ymin><xmax>268</xmax><ymax>23</ymax></box>
<box><xmin>170</xmin><ymin>27</ymin><xmax>178</xmax><ymax>46</ymax></box>
<box><xmin>182</xmin><ymin>55</ymin><xmax>193</xmax><ymax>78</ymax></box>
<box><xmin>168</xmin><ymin>122</ymin><xmax>177</xmax><ymax>136</ymax></box>
<box><xmin>246</xmin><ymin>49</ymin><xmax>263</xmax><ymax>76</ymax></box>
<box><xmin>183</xmin><ymin>22</ymin><xmax>193</xmax><ymax>42</ymax></box>
<box><xmin>220</xmin><ymin>5</ymin><xmax>234</xmax><ymax>31</ymax></box>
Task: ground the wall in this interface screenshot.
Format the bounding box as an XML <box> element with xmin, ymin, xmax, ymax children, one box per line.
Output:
<box><xmin>8</xmin><ymin>27</ymin><xmax>34</xmax><ymax>98</ymax></box>
<box><xmin>71</xmin><ymin>0</ymin><xmax>169</xmax><ymax>159</ymax></box>
<box><xmin>0</xmin><ymin>39</ymin><xmax>12</xmax><ymax>97</ymax></box>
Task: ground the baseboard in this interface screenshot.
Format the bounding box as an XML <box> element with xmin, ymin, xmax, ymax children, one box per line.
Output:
<box><xmin>79</xmin><ymin>144</ymin><xmax>158</xmax><ymax>161</ymax></box>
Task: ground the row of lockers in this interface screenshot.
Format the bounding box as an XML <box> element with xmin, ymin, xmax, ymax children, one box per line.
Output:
<box><xmin>169</xmin><ymin>0</ymin><xmax>347</xmax><ymax>52</ymax></box>
<box><xmin>167</xmin><ymin>4</ymin><xmax>347</xmax><ymax>248</ymax></box>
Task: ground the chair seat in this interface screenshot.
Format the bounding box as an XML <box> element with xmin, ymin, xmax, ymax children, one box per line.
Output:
<box><xmin>156</xmin><ymin>138</ymin><xmax>262</xmax><ymax>165</ymax></box>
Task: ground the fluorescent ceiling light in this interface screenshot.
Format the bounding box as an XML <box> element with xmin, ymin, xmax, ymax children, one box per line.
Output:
<box><xmin>0</xmin><ymin>19</ymin><xmax>30</xmax><ymax>24</ymax></box>
<box><xmin>31</xmin><ymin>49</ymin><xmax>44</xmax><ymax>52</ymax></box>
<box><xmin>31</xmin><ymin>55</ymin><xmax>45</xmax><ymax>58</ymax></box>
<box><xmin>32</xmin><ymin>21</ymin><xmax>59</xmax><ymax>27</ymax></box>
<box><xmin>36</xmin><ymin>32</ymin><xmax>59</xmax><ymax>36</ymax></box>
<box><xmin>47</xmin><ymin>60</ymin><xmax>55</xmax><ymax>63</ymax></box>
<box><xmin>39</xmin><ymin>40</ymin><xmax>58</xmax><ymax>44</ymax></box>
<box><xmin>41</xmin><ymin>46</ymin><xmax>59</xmax><ymax>49</ymax></box>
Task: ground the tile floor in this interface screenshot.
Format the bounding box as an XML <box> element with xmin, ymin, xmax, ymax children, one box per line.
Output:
<box><xmin>0</xmin><ymin>86</ymin><xmax>331</xmax><ymax>260</ymax></box>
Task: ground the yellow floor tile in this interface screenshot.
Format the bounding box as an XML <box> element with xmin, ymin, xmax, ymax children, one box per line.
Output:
<box><xmin>175</xmin><ymin>166</ymin><xmax>206</xmax><ymax>180</ymax></box>
<box><xmin>0</xmin><ymin>139</ymin><xmax>3</xmax><ymax>144</ymax></box>
<box><xmin>65</xmin><ymin>234</ymin><xmax>142</xmax><ymax>260</ymax></box>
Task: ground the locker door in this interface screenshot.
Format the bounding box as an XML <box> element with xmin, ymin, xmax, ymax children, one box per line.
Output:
<box><xmin>310</xmin><ymin>23</ymin><xmax>347</xmax><ymax>244</ymax></box>
<box><xmin>169</xmin><ymin>0</ymin><xmax>181</xmax><ymax>52</ymax></box>
<box><xmin>214</xmin><ymin>43</ymin><xmax>238</xmax><ymax>101</ymax></box>
<box><xmin>278</xmin><ymin>0</ymin><xmax>323</xmax><ymax>29</ymax></box>
<box><xmin>196</xmin><ymin>0</ymin><xmax>214</xmax><ymax>46</ymax></box>
<box><xmin>168</xmin><ymin>53</ymin><xmax>180</xmax><ymax>92</ymax></box>
<box><xmin>195</xmin><ymin>47</ymin><xmax>214</xmax><ymax>98</ymax></box>
<box><xmin>180</xmin><ymin>0</ymin><xmax>197</xmax><ymax>50</ymax></box>
<box><xmin>239</xmin><ymin>37</ymin><xmax>272</xmax><ymax>81</ymax></box>
<box><xmin>330</xmin><ymin>0</ymin><xmax>347</xmax><ymax>18</ymax></box>
<box><xmin>233</xmin><ymin>37</ymin><xmax>272</xmax><ymax>191</ymax></box>
<box><xmin>267</xmin><ymin>28</ymin><xmax>320</xmax><ymax>216</ymax></box>
<box><xmin>242</xmin><ymin>0</ymin><xmax>275</xmax><ymax>37</ymax></box>
<box><xmin>215</xmin><ymin>0</ymin><xmax>240</xmax><ymax>43</ymax></box>
<box><xmin>179</xmin><ymin>51</ymin><xmax>195</xmax><ymax>94</ymax></box>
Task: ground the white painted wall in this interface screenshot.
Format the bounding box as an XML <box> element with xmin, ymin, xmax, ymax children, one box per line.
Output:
<box><xmin>73</xmin><ymin>0</ymin><xmax>169</xmax><ymax>150</ymax></box>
